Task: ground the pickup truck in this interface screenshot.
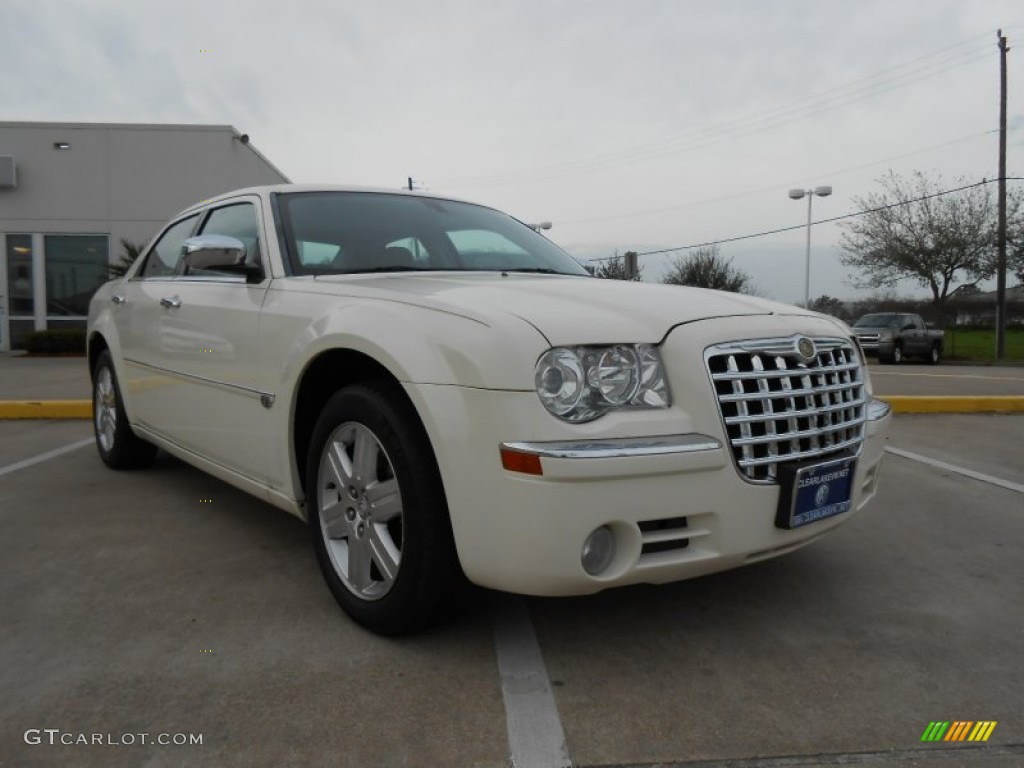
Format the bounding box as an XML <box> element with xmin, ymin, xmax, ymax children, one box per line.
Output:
<box><xmin>852</xmin><ymin>312</ymin><xmax>944</xmax><ymax>364</ymax></box>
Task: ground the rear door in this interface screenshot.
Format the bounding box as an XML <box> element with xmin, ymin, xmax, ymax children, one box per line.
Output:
<box><xmin>115</xmin><ymin>212</ymin><xmax>203</xmax><ymax>427</ymax></box>
<box><xmin>903</xmin><ymin>315</ymin><xmax>926</xmax><ymax>355</ymax></box>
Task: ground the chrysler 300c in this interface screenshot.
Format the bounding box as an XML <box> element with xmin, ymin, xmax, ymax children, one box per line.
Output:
<box><xmin>87</xmin><ymin>186</ymin><xmax>892</xmax><ymax>634</ymax></box>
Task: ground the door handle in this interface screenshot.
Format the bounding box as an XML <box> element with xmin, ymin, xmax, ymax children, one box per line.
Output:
<box><xmin>160</xmin><ymin>296</ymin><xmax>182</xmax><ymax>309</ymax></box>
<box><xmin>111</xmin><ymin>294</ymin><xmax>125</xmax><ymax>305</ymax></box>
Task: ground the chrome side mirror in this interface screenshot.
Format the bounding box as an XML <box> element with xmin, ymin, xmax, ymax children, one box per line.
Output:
<box><xmin>181</xmin><ymin>235</ymin><xmax>262</xmax><ymax>282</ymax></box>
<box><xmin>182</xmin><ymin>235</ymin><xmax>247</xmax><ymax>269</ymax></box>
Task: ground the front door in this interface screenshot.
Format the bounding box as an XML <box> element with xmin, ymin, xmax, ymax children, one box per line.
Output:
<box><xmin>118</xmin><ymin>199</ymin><xmax>274</xmax><ymax>483</ymax></box>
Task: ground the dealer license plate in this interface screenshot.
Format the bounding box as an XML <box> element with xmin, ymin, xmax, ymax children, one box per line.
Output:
<box><xmin>775</xmin><ymin>455</ymin><xmax>856</xmax><ymax>530</ymax></box>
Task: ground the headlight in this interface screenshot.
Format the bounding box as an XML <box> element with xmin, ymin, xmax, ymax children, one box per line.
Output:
<box><xmin>535</xmin><ymin>344</ymin><xmax>671</xmax><ymax>422</ymax></box>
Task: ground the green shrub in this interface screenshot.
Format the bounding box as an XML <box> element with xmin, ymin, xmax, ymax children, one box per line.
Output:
<box><xmin>23</xmin><ymin>328</ymin><xmax>87</xmax><ymax>355</ymax></box>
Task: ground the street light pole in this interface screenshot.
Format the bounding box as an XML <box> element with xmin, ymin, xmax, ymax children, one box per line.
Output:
<box><xmin>788</xmin><ymin>186</ymin><xmax>832</xmax><ymax>307</ymax></box>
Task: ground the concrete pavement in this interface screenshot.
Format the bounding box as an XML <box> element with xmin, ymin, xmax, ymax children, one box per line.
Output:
<box><xmin>1</xmin><ymin>414</ymin><xmax>1021</xmax><ymax>766</ymax></box>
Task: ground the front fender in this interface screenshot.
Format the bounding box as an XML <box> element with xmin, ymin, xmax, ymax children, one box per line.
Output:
<box><xmin>271</xmin><ymin>296</ymin><xmax>550</xmax><ymax>392</ymax></box>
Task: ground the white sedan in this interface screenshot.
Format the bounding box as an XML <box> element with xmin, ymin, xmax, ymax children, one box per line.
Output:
<box><xmin>88</xmin><ymin>185</ymin><xmax>891</xmax><ymax>634</ymax></box>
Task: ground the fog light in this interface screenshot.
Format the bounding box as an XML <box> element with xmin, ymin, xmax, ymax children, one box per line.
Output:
<box><xmin>581</xmin><ymin>526</ymin><xmax>616</xmax><ymax>576</ymax></box>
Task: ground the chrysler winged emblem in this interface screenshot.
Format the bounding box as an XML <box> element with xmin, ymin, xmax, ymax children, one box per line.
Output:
<box><xmin>795</xmin><ymin>336</ymin><xmax>817</xmax><ymax>363</ymax></box>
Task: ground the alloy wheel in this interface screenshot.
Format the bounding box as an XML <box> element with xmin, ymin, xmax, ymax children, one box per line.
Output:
<box><xmin>94</xmin><ymin>366</ymin><xmax>118</xmax><ymax>453</ymax></box>
<box><xmin>317</xmin><ymin>422</ymin><xmax>404</xmax><ymax>601</ymax></box>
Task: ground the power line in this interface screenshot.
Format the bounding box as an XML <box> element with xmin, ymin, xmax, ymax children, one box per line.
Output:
<box><xmin>434</xmin><ymin>33</ymin><xmax>996</xmax><ymax>189</ymax></box>
<box><xmin>441</xmin><ymin>43</ymin><xmax>991</xmax><ymax>187</ymax></box>
<box><xmin>585</xmin><ymin>177</ymin><xmax>1024</xmax><ymax>262</ymax></box>
<box><xmin>562</xmin><ymin>127</ymin><xmax>1003</xmax><ymax>226</ymax></box>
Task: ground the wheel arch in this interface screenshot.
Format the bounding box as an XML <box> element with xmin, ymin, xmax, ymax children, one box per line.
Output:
<box><xmin>290</xmin><ymin>348</ymin><xmax>443</xmax><ymax>505</ymax></box>
<box><xmin>87</xmin><ymin>331</ymin><xmax>110</xmax><ymax>381</ymax></box>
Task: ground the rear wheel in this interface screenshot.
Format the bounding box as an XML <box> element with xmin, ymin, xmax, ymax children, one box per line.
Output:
<box><xmin>928</xmin><ymin>343</ymin><xmax>941</xmax><ymax>365</ymax></box>
<box><xmin>92</xmin><ymin>350</ymin><xmax>157</xmax><ymax>469</ymax></box>
<box><xmin>305</xmin><ymin>383</ymin><xmax>461</xmax><ymax>635</ymax></box>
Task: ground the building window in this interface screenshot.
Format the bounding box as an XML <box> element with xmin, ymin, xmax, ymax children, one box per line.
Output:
<box><xmin>6</xmin><ymin>234</ymin><xmax>34</xmax><ymax>315</ymax></box>
<box><xmin>5</xmin><ymin>234</ymin><xmax>38</xmax><ymax>349</ymax></box>
<box><xmin>44</xmin><ymin>234</ymin><xmax>109</xmax><ymax>316</ymax></box>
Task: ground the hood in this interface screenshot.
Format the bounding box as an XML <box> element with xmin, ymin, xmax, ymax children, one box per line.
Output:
<box><xmin>312</xmin><ymin>272</ymin><xmax>817</xmax><ymax>345</ymax></box>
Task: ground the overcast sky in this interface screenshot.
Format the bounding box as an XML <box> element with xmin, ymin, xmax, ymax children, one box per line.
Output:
<box><xmin>2</xmin><ymin>0</ymin><xmax>1022</xmax><ymax>304</ymax></box>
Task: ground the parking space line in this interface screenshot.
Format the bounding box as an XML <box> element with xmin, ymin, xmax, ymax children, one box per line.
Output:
<box><xmin>885</xmin><ymin>447</ymin><xmax>1024</xmax><ymax>495</ymax></box>
<box><xmin>490</xmin><ymin>594</ymin><xmax>571</xmax><ymax>768</ymax></box>
<box><xmin>0</xmin><ymin>438</ymin><xmax>94</xmax><ymax>479</ymax></box>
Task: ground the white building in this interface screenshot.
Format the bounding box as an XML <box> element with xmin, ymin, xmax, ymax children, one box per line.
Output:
<box><xmin>0</xmin><ymin>121</ymin><xmax>289</xmax><ymax>350</ymax></box>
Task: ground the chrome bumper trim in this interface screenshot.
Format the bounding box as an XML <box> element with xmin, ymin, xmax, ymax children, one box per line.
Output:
<box><xmin>501</xmin><ymin>434</ymin><xmax>723</xmax><ymax>460</ymax></box>
<box><xmin>867</xmin><ymin>397</ymin><xmax>892</xmax><ymax>421</ymax></box>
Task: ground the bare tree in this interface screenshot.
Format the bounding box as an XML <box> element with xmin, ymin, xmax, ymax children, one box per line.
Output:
<box><xmin>839</xmin><ymin>171</ymin><xmax>997</xmax><ymax>313</ymax></box>
<box><xmin>1009</xmin><ymin>186</ymin><xmax>1024</xmax><ymax>285</ymax></box>
<box><xmin>594</xmin><ymin>252</ymin><xmax>642</xmax><ymax>281</ymax></box>
<box><xmin>662</xmin><ymin>245</ymin><xmax>753</xmax><ymax>293</ymax></box>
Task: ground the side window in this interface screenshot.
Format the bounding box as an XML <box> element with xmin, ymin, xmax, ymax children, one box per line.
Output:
<box><xmin>195</xmin><ymin>203</ymin><xmax>261</xmax><ymax>275</ymax></box>
<box><xmin>139</xmin><ymin>214</ymin><xmax>201</xmax><ymax>278</ymax></box>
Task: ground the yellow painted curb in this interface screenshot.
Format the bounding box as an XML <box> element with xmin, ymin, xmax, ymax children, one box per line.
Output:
<box><xmin>0</xmin><ymin>400</ymin><xmax>91</xmax><ymax>419</ymax></box>
<box><xmin>880</xmin><ymin>395</ymin><xmax>1024</xmax><ymax>414</ymax></box>
<box><xmin>1</xmin><ymin>396</ymin><xmax>1023</xmax><ymax>420</ymax></box>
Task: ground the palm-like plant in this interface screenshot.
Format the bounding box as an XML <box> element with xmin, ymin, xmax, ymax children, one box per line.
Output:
<box><xmin>109</xmin><ymin>238</ymin><xmax>146</xmax><ymax>279</ymax></box>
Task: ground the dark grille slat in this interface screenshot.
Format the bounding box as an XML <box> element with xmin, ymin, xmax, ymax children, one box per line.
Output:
<box><xmin>730</xmin><ymin>417</ymin><xmax>866</xmax><ymax>446</ymax></box>
<box><xmin>723</xmin><ymin>396</ymin><xmax>867</xmax><ymax>424</ymax></box>
<box><xmin>736</xmin><ymin>434</ymin><xmax>863</xmax><ymax>467</ymax></box>
<box><xmin>705</xmin><ymin>337</ymin><xmax>867</xmax><ymax>482</ymax></box>
<box><xmin>717</xmin><ymin>379</ymin><xmax>856</xmax><ymax>402</ymax></box>
<box><xmin>711</xmin><ymin>360</ymin><xmax>860</xmax><ymax>380</ymax></box>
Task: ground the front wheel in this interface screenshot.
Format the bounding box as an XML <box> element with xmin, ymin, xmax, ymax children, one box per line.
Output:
<box><xmin>305</xmin><ymin>383</ymin><xmax>461</xmax><ymax>635</ymax></box>
<box><xmin>92</xmin><ymin>350</ymin><xmax>157</xmax><ymax>469</ymax></box>
<box><xmin>891</xmin><ymin>344</ymin><xmax>903</xmax><ymax>364</ymax></box>
<box><xmin>928</xmin><ymin>343</ymin><xmax>941</xmax><ymax>365</ymax></box>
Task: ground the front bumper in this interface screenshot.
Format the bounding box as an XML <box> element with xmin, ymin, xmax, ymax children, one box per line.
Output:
<box><xmin>405</xmin><ymin>322</ymin><xmax>892</xmax><ymax>597</ymax></box>
<box><xmin>855</xmin><ymin>335</ymin><xmax>894</xmax><ymax>357</ymax></box>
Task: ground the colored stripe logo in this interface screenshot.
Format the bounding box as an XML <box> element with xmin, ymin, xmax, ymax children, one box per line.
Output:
<box><xmin>921</xmin><ymin>721</ymin><xmax>997</xmax><ymax>742</ymax></box>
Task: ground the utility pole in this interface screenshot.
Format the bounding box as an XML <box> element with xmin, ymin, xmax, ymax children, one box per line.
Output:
<box><xmin>624</xmin><ymin>251</ymin><xmax>638</xmax><ymax>280</ymax></box>
<box><xmin>996</xmin><ymin>30</ymin><xmax>1009</xmax><ymax>359</ymax></box>
<box><xmin>407</xmin><ymin>177</ymin><xmax>414</xmax><ymax>191</ymax></box>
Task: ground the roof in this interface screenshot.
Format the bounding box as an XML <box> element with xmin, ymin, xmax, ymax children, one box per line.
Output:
<box><xmin>178</xmin><ymin>184</ymin><xmax>481</xmax><ymax>215</ymax></box>
<box><xmin>0</xmin><ymin>120</ymin><xmax>290</xmax><ymax>183</ymax></box>
<box><xmin>1</xmin><ymin>120</ymin><xmax>237</xmax><ymax>132</ymax></box>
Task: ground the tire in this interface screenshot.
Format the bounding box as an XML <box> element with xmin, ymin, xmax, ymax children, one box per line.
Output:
<box><xmin>92</xmin><ymin>350</ymin><xmax>158</xmax><ymax>469</ymax></box>
<box><xmin>891</xmin><ymin>343</ymin><xmax>903</xmax><ymax>364</ymax></box>
<box><xmin>305</xmin><ymin>383</ymin><xmax>461</xmax><ymax>635</ymax></box>
<box><xmin>928</xmin><ymin>343</ymin><xmax>941</xmax><ymax>365</ymax></box>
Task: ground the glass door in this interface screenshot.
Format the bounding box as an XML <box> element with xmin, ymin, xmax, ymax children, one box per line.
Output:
<box><xmin>4</xmin><ymin>234</ymin><xmax>36</xmax><ymax>351</ymax></box>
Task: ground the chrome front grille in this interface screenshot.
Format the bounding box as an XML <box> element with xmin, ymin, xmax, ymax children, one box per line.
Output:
<box><xmin>705</xmin><ymin>336</ymin><xmax>867</xmax><ymax>483</ymax></box>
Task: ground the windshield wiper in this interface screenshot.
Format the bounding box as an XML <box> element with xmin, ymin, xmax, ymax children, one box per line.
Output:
<box><xmin>340</xmin><ymin>266</ymin><xmax>424</xmax><ymax>274</ymax></box>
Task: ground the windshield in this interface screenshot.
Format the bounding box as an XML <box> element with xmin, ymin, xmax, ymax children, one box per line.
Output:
<box><xmin>277</xmin><ymin>191</ymin><xmax>590</xmax><ymax>277</ymax></box>
<box><xmin>854</xmin><ymin>314</ymin><xmax>900</xmax><ymax>328</ymax></box>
